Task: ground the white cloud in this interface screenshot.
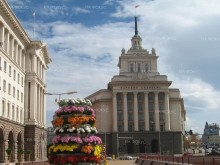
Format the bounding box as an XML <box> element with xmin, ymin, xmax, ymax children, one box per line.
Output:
<box><xmin>15</xmin><ymin>0</ymin><xmax>220</xmax><ymax>130</ymax></box>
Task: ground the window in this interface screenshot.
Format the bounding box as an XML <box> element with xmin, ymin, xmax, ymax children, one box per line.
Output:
<box><xmin>21</xmin><ymin>77</ymin><xmax>23</xmax><ymax>86</ymax></box>
<box><xmin>21</xmin><ymin>92</ymin><xmax>23</xmax><ymax>102</ymax></box>
<box><xmin>13</xmin><ymin>87</ymin><xmax>15</xmax><ymax>97</ymax></box>
<box><xmin>2</xmin><ymin>99</ymin><xmax>5</xmax><ymax>116</ymax></box>
<box><xmin>12</xmin><ymin>104</ymin><xmax>15</xmax><ymax>120</ymax></box>
<box><xmin>7</xmin><ymin>102</ymin><xmax>10</xmax><ymax>118</ymax></box>
<box><xmin>17</xmin><ymin>73</ymin><xmax>20</xmax><ymax>84</ymax></box>
<box><xmin>3</xmin><ymin>80</ymin><xmax>6</xmax><ymax>92</ymax></box>
<box><xmin>13</xmin><ymin>70</ymin><xmax>16</xmax><ymax>81</ymax></box>
<box><xmin>130</xmin><ymin>63</ymin><xmax>134</xmax><ymax>72</ymax></box>
<box><xmin>4</xmin><ymin>61</ymin><xmax>7</xmax><ymax>72</ymax></box>
<box><xmin>145</xmin><ymin>64</ymin><xmax>148</xmax><ymax>72</ymax></box>
<box><xmin>20</xmin><ymin>108</ymin><xmax>23</xmax><ymax>123</ymax></box>
<box><xmin>17</xmin><ymin>89</ymin><xmax>19</xmax><ymax>100</ymax></box>
<box><xmin>9</xmin><ymin>65</ymin><xmax>11</xmax><ymax>76</ymax></box>
<box><xmin>8</xmin><ymin>83</ymin><xmax>11</xmax><ymax>95</ymax></box>
<box><xmin>138</xmin><ymin>63</ymin><xmax>141</xmax><ymax>72</ymax></box>
<box><xmin>16</xmin><ymin>106</ymin><xmax>19</xmax><ymax>121</ymax></box>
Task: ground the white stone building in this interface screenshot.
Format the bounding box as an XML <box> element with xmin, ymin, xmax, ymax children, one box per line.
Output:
<box><xmin>86</xmin><ymin>17</ymin><xmax>185</xmax><ymax>156</ymax></box>
<box><xmin>0</xmin><ymin>0</ymin><xmax>51</xmax><ymax>163</ymax></box>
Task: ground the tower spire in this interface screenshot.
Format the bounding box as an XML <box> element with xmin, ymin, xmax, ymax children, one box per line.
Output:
<box><xmin>135</xmin><ymin>16</ymin><xmax>138</xmax><ymax>35</ymax></box>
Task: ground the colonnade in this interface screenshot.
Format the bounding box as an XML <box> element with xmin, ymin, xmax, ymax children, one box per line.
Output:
<box><xmin>113</xmin><ymin>91</ymin><xmax>171</xmax><ymax>132</ymax></box>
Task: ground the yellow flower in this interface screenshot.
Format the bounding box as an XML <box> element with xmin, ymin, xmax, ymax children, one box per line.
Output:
<box><xmin>94</xmin><ymin>145</ymin><xmax>102</xmax><ymax>157</ymax></box>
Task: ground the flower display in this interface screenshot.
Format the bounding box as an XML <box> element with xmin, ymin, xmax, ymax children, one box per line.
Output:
<box><xmin>48</xmin><ymin>155</ymin><xmax>101</xmax><ymax>165</ymax></box>
<box><xmin>48</xmin><ymin>97</ymin><xmax>106</xmax><ymax>165</ymax></box>
<box><xmin>57</xmin><ymin>98</ymin><xmax>92</xmax><ymax>107</ymax></box>
<box><xmin>55</xmin><ymin>105</ymin><xmax>95</xmax><ymax>117</ymax></box>
<box><xmin>82</xmin><ymin>135</ymin><xmax>102</xmax><ymax>144</ymax></box>
<box><xmin>52</xmin><ymin>117</ymin><xmax>64</xmax><ymax>127</ymax></box>
<box><xmin>48</xmin><ymin>144</ymin><xmax>78</xmax><ymax>154</ymax></box>
<box><xmin>81</xmin><ymin>145</ymin><xmax>94</xmax><ymax>154</ymax></box>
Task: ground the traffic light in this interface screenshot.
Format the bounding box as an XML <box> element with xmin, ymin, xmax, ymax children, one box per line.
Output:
<box><xmin>189</xmin><ymin>130</ymin><xmax>193</xmax><ymax>135</ymax></box>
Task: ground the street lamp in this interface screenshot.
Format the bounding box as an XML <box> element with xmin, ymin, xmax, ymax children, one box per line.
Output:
<box><xmin>45</xmin><ymin>91</ymin><xmax>77</xmax><ymax>101</ymax></box>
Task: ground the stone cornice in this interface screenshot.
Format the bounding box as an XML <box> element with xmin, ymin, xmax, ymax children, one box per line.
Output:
<box><xmin>0</xmin><ymin>0</ymin><xmax>30</xmax><ymax>45</ymax></box>
<box><xmin>108</xmin><ymin>80</ymin><xmax>172</xmax><ymax>86</ymax></box>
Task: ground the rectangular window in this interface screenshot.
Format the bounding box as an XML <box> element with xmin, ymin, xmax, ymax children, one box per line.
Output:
<box><xmin>21</xmin><ymin>92</ymin><xmax>23</xmax><ymax>102</ymax></box>
<box><xmin>2</xmin><ymin>99</ymin><xmax>5</xmax><ymax>116</ymax></box>
<box><xmin>12</xmin><ymin>104</ymin><xmax>15</xmax><ymax>120</ymax></box>
<box><xmin>7</xmin><ymin>102</ymin><xmax>10</xmax><ymax>118</ymax></box>
<box><xmin>17</xmin><ymin>89</ymin><xmax>19</xmax><ymax>100</ymax></box>
<box><xmin>13</xmin><ymin>87</ymin><xmax>15</xmax><ymax>97</ymax></box>
<box><xmin>8</xmin><ymin>83</ymin><xmax>11</xmax><ymax>95</ymax></box>
<box><xmin>130</xmin><ymin>63</ymin><xmax>134</xmax><ymax>72</ymax></box>
<box><xmin>20</xmin><ymin>108</ymin><xmax>22</xmax><ymax>123</ymax></box>
<box><xmin>9</xmin><ymin>65</ymin><xmax>11</xmax><ymax>77</ymax></box>
<box><xmin>145</xmin><ymin>64</ymin><xmax>148</xmax><ymax>72</ymax></box>
<box><xmin>17</xmin><ymin>73</ymin><xmax>20</xmax><ymax>84</ymax></box>
<box><xmin>4</xmin><ymin>61</ymin><xmax>7</xmax><ymax>72</ymax></box>
<box><xmin>13</xmin><ymin>70</ymin><xmax>16</xmax><ymax>81</ymax></box>
<box><xmin>138</xmin><ymin>63</ymin><xmax>141</xmax><ymax>72</ymax></box>
<box><xmin>16</xmin><ymin>107</ymin><xmax>19</xmax><ymax>121</ymax></box>
<box><xmin>3</xmin><ymin>80</ymin><xmax>6</xmax><ymax>92</ymax></box>
<box><xmin>21</xmin><ymin>77</ymin><xmax>23</xmax><ymax>87</ymax></box>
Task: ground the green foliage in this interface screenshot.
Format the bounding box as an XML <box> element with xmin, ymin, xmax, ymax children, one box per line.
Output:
<box><xmin>25</xmin><ymin>150</ymin><xmax>32</xmax><ymax>154</ymax></box>
<box><xmin>17</xmin><ymin>149</ymin><xmax>24</xmax><ymax>154</ymax></box>
<box><xmin>6</xmin><ymin>148</ymin><xmax>12</xmax><ymax>155</ymax></box>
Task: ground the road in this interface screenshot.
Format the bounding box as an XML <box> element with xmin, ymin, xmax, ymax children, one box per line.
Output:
<box><xmin>108</xmin><ymin>160</ymin><xmax>136</xmax><ymax>165</ymax></box>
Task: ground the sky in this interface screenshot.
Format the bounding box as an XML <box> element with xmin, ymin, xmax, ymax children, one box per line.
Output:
<box><xmin>7</xmin><ymin>0</ymin><xmax>220</xmax><ymax>134</ymax></box>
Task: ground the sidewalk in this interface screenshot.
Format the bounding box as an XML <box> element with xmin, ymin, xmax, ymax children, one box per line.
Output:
<box><xmin>108</xmin><ymin>160</ymin><xmax>136</xmax><ymax>165</ymax></box>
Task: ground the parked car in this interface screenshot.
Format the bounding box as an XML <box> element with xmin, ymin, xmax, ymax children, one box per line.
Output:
<box><xmin>106</xmin><ymin>156</ymin><xmax>112</xmax><ymax>160</ymax></box>
<box><xmin>119</xmin><ymin>155</ymin><xmax>133</xmax><ymax>160</ymax></box>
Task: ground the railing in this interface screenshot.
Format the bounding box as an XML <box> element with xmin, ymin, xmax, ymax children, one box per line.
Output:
<box><xmin>139</xmin><ymin>154</ymin><xmax>220</xmax><ymax>165</ymax></box>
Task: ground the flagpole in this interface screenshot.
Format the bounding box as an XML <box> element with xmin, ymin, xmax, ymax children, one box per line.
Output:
<box><xmin>135</xmin><ymin>5</ymin><xmax>140</xmax><ymax>17</ymax></box>
<box><xmin>33</xmin><ymin>12</ymin><xmax>35</xmax><ymax>40</ymax></box>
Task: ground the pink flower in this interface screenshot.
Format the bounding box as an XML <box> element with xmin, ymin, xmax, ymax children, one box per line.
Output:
<box><xmin>52</xmin><ymin>135</ymin><xmax>61</xmax><ymax>144</ymax></box>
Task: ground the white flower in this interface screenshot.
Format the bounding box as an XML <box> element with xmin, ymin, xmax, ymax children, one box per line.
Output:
<box><xmin>53</xmin><ymin>127</ymin><xmax>59</xmax><ymax>134</ymax></box>
<box><xmin>59</xmin><ymin>128</ymin><xmax>64</xmax><ymax>133</ymax></box>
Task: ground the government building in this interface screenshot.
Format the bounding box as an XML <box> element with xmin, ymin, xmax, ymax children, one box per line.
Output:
<box><xmin>0</xmin><ymin>0</ymin><xmax>51</xmax><ymax>163</ymax></box>
<box><xmin>86</xmin><ymin>17</ymin><xmax>185</xmax><ymax>156</ymax></box>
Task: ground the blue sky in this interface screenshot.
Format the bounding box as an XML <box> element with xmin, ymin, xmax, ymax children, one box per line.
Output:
<box><xmin>8</xmin><ymin>0</ymin><xmax>220</xmax><ymax>134</ymax></box>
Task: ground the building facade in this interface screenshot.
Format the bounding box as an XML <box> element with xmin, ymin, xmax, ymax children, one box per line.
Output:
<box><xmin>86</xmin><ymin>17</ymin><xmax>185</xmax><ymax>156</ymax></box>
<box><xmin>0</xmin><ymin>0</ymin><xmax>51</xmax><ymax>163</ymax></box>
<box><xmin>202</xmin><ymin>122</ymin><xmax>220</xmax><ymax>148</ymax></box>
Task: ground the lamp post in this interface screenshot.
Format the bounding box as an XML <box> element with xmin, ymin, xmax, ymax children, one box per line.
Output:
<box><xmin>45</xmin><ymin>91</ymin><xmax>77</xmax><ymax>101</ymax></box>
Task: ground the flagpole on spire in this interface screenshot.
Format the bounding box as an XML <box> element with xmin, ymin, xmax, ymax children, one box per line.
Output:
<box><xmin>134</xmin><ymin>5</ymin><xmax>139</xmax><ymax>35</ymax></box>
<box><xmin>33</xmin><ymin>12</ymin><xmax>35</xmax><ymax>40</ymax></box>
<box><xmin>135</xmin><ymin>5</ymin><xmax>139</xmax><ymax>17</ymax></box>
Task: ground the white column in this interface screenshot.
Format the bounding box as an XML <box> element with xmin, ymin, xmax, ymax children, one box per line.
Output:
<box><xmin>10</xmin><ymin>37</ymin><xmax>14</xmax><ymax>58</ymax></box>
<box><xmin>14</xmin><ymin>42</ymin><xmax>18</xmax><ymax>62</ymax></box>
<box><xmin>43</xmin><ymin>89</ymin><xmax>46</xmax><ymax>127</ymax></box>
<box><xmin>134</xmin><ymin>92</ymin><xmax>138</xmax><ymax>131</ymax></box>
<box><xmin>123</xmin><ymin>92</ymin><xmax>128</xmax><ymax>132</ymax></box>
<box><xmin>165</xmin><ymin>92</ymin><xmax>171</xmax><ymax>131</ymax></box>
<box><xmin>113</xmin><ymin>92</ymin><xmax>117</xmax><ymax>132</ymax></box>
<box><xmin>5</xmin><ymin>30</ymin><xmax>9</xmax><ymax>53</ymax></box>
<box><xmin>155</xmin><ymin>92</ymin><xmax>160</xmax><ymax>131</ymax></box>
<box><xmin>144</xmin><ymin>92</ymin><xmax>149</xmax><ymax>131</ymax></box>
<box><xmin>30</xmin><ymin>81</ymin><xmax>36</xmax><ymax>122</ymax></box>
<box><xmin>0</xmin><ymin>24</ymin><xmax>4</xmax><ymax>45</ymax></box>
<box><xmin>19</xmin><ymin>47</ymin><xmax>22</xmax><ymax>67</ymax></box>
<box><xmin>32</xmin><ymin>55</ymin><xmax>37</xmax><ymax>73</ymax></box>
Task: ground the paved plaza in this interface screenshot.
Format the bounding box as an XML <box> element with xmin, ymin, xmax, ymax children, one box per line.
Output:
<box><xmin>108</xmin><ymin>160</ymin><xmax>136</xmax><ymax>165</ymax></box>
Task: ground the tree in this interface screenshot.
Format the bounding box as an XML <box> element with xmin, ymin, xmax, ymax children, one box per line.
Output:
<box><xmin>184</xmin><ymin>133</ymin><xmax>202</xmax><ymax>152</ymax></box>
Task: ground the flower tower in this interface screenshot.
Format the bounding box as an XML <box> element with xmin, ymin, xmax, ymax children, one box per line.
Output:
<box><xmin>48</xmin><ymin>98</ymin><xmax>106</xmax><ymax>165</ymax></box>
